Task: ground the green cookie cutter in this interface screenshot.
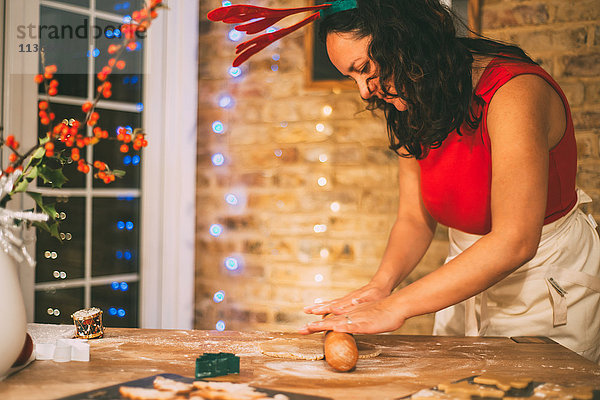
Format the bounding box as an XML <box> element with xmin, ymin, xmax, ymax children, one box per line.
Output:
<box><xmin>195</xmin><ymin>352</ymin><xmax>240</xmax><ymax>379</ymax></box>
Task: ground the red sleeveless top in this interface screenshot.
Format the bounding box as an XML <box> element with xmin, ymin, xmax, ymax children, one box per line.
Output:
<box><xmin>418</xmin><ymin>58</ymin><xmax>577</xmax><ymax>235</ymax></box>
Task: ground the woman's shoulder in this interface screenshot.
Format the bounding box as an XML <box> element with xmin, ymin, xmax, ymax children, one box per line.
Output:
<box><xmin>474</xmin><ymin>56</ymin><xmax>551</xmax><ymax>103</ymax></box>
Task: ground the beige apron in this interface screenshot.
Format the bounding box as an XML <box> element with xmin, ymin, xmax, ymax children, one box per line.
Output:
<box><xmin>433</xmin><ymin>189</ymin><xmax>600</xmax><ymax>364</ymax></box>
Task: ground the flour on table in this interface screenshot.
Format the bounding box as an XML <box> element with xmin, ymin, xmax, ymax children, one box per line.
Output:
<box><xmin>259</xmin><ymin>338</ymin><xmax>381</xmax><ymax>361</ymax></box>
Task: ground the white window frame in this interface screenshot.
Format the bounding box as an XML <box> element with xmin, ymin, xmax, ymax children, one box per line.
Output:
<box><xmin>2</xmin><ymin>0</ymin><xmax>197</xmax><ymax>329</ymax></box>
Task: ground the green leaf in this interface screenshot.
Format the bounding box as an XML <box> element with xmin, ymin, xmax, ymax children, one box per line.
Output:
<box><xmin>33</xmin><ymin>220</ymin><xmax>62</xmax><ymax>241</ymax></box>
<box><xmin>23</xmin><ymin>152</ymin><xmax>43</xmax><ymax>172</ymax></box>
<box><xmin>12</xmin><ymin>179</ymin><xmax>29</xmax><ymax>193</ymax></box>
<box><xmin>32</xmin><ymin>147</ymin><xmax>46</xmax><ymax>159</ymax></box>
<box><xmin>27</xmin><ymin>191</ymin><xmax>57</xmax><ymax>222</ymax></box>
<box><xmin>25</xmin><ymin>166</ymin><xmax>38</xmax><ymax>180</ymax></box>
<box><xmin>112</xmin><ymin>169</ymin><xmax>126</xmax><ymax>178</ymax></box>
<box><xmin>39</xmin><ymin>136</ymin><xmax>50</xmax><ymax>145</ymax></box>
<box><xmin>37</xmin><ymin>165</ymin><xmax>68</xmax><ymax>188</ymax></box>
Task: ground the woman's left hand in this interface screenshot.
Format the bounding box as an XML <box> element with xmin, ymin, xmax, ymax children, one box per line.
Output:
<box><xmin>299</xmin><ymin>297</ymin><xmax>406</xmax><ymax>334</ymax></box>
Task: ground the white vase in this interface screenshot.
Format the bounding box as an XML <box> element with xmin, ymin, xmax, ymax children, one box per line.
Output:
<box><xmin>0</xmin><ymin>249</ymin><xmax>27</xmax><ymax>378</ymax></box>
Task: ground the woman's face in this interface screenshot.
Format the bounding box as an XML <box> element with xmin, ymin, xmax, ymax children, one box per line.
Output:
<box><xmin>326</xmin><ymin>32</ymin><xmax>408</xmax><ymax>112</ymax></box>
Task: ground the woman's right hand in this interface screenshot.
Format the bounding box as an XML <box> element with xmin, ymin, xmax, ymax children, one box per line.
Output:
<box><xmin>303</xmin><ymin>281</ymin><xmax>390</xmax><ymax>316</ymax></box>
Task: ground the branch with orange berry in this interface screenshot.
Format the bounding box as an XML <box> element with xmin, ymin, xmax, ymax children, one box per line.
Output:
<box><xmin>1</xmin><ymin>0</ymin><xmax>165</xmax><ymax>240</ymax></box>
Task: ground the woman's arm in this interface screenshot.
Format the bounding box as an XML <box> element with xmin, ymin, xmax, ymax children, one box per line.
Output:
<box><xmin>303</xmin><ymin>155</ymin><xmax>437</xmax><ymax>315</ymax></box>
<box><xmin>302</xmin><ymin>73</ymin><xmax>562</xmax><ymax>334</ymax></box>
<box><xmin>370</xmin><ymin>156</ymin><xmax>438</xmax><ymax>294</ymax></box>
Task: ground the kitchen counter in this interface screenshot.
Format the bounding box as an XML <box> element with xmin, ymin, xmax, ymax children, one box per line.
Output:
<box><xmin>1</xmin><ymin>326</ymin><xmax>599</xmax><ymax>399</ymax></box>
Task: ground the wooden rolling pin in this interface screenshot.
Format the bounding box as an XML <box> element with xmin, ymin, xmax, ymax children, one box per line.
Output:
<box><xmin>323</xmin><ymin>314</ymin><xmax>359</xmax><ymax>372</ymax></box>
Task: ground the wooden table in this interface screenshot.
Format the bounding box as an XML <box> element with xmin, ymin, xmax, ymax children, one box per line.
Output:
<box><xmin>1</xmin><ymin>326</ymin><xmax>599</xmax><ymax>400</ymax></box>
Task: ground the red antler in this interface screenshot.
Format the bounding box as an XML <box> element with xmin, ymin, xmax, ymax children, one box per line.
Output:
<box><xmin>207</xmin><ymin>4</ymin><xmax>332</xmax><ymax>66</ymax></box>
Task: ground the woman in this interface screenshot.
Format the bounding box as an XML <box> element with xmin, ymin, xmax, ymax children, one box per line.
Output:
<box><xmin>300</xmin><ymin>0</ymin><xmax>600</xmax><ymax>363</ymax></box>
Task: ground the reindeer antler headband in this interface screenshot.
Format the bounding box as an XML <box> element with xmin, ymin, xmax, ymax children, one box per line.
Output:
<box><xmin>207</xmin><ymin>0</ymin><xmax>358</xmax><ymax>67</ymax></box>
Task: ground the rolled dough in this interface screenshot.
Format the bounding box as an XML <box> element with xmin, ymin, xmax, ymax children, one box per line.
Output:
<box><xmin>259</xmin><ymin>338</ymin><xmax>381</xmax><ymax>360</ymax></box>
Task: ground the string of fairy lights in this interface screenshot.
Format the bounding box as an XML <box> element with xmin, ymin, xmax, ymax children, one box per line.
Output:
<box><xmin>207</xmin><ymin>1</ymin><xmax>342</xmax><ymax>331</ymax></box>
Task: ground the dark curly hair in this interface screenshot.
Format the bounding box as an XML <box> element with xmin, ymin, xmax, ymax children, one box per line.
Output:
<box><xmin>319</xmin><ymin>0</ymin><xmax>535</xmax><ymax>159</ymax></box>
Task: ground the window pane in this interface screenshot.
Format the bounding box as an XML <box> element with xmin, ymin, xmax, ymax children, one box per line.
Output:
<box><xmin>92</xmin><ymin>282</ymin><xmax>138</xmax><ymax>327</ymax></box>
<box><xmin>91</xmin><ymin>108</ymin><xmax>142</xmax><ymax>189</ymax></box>
<box><xmin>37</xmin><ymin>102</ymin><xmax>87</xmax><ymax>188</ymax></box>
<box><xmin>35</xmin><ymin>196</ymin><xmax>85</xmax><ymax>283</ymax></box>
<box><xmin>94</xmin><ymin>18</ymin><xmax>144</xmax><ymax>104</ymax></box>
<box><xmin>39</xmin><ymin>6</ymin><xmax>89</xmax><ymax>97</ymax></box>
<box><xmin>50</xmin><ymin>0</ymin><xmax>89</xmax><ymax>8</ymax></box>
<box><xmin>35</xmin><ymin>287</ymin><xmax>84</xmax><ymax>324</ymax></box>
<box><xmin>95</xmin><ymin>0</ymin><xmax>145</xmax><ymax>16</ymax></box>
<box><xmin>92</xmin><ymin>197</ymin><xmax>140</xmax><ymax>277</ymax></box>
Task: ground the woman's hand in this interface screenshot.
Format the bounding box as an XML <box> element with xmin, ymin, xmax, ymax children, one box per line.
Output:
<box><xmin>302</xmin><ymin>281</ymin><xmax>390</xmax><ymax>316</ymax></box>
<box><xmin>299</xmin><ymin>296</ymin><xmax>406</xmax><ymax>334</ymax></box>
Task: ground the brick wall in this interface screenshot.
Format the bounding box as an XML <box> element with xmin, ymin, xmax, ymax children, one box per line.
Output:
<box><xmin>482</xmin><ymin>0</ymin><xmax>600</xmax><ymax>217</ymax></box>
<box><xmin>195</xmin><ymin>0</ymin><xmax>599</xmax><ymax>334</ymax></box>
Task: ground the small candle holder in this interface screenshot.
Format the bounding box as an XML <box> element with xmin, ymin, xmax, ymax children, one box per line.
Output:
<box><xmin>71</xmin><ymin>307</ymin><xmax>104</xmax><ymax>339</ymax></box>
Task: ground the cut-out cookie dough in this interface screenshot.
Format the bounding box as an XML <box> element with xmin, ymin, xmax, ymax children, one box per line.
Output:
<box><xmin>533</xmin><ymin>383</ymin><xmax>594</xmax><ymax>400</ymax></box>
<box><xmin>259</xmin><ymin>338</ymin><xmax>381</xmax><ymax>360</ymax></box>
<box><xmin>473</xmin><ymin>374</ymin><xmax>532</xmax><ymax>391</ymax></box>
<box><xmin>437</xmin><ymin>380</ymin><xmax>505</xmax><ymax>398</ymax></box>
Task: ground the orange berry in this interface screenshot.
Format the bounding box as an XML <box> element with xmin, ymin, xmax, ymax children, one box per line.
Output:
<box><xmin>39</xmin><ymin>101</ymin><xmax>49</xmax><ymax>110</ymax></box>
<box><xmin>5</xmin><ymin>135</ymin><xmax>15</xmax><ymax>147</ymax></box>
<box><xmin>98</xmin><ymin>171</ymin><xmax>107</xmax><ymax>179</ymax></box>
<box><xmin>97</xmin><ymin>72</ymin><xmax>108</xmax><ymax>81</ymax></box>
<box><xmin>34</xmin><ymin>74</ymin><xmax>44</xmax><ymax>84</ymax></box>
<box><xmin>39</xmin><ymin>111</ymin><xmax>48</xmax><ymax>119</ymax></box>
<box><xmin>46</xmin><ymin>65</ymin><xmax>57</xmax><ymax>73</ymax></box>
<box><xmin>108</xmin><ymin>44</ymin><xmax>121</xmax><ymax>54</ymax></box>
<box><xmin>116</xmin><ymin>60</ymin><xmax>126</xmax><ymax>70</ymax></box>
<box><xmin>91</xmin><ymin>112</ymin><xmax>99</xmax><ymax>121</ymax></box>
<box><xmin>45</xmin><ymin>150</ymin><xmax>54</xmax><ymax>157</ymax></box>
<box><xmin>108</xmin><ymin>58</ymin><xmax>116</xmax><ymax>67</ymax></box>
<box><xmin>12</xmin><ymin>141</ymin><xmax>19</xmax><ymax>149</ymax></box>
<box><xmin>101</xmin><ymin>130</ymin><xmax>109</xmax><ymax>139</ymax></box>
<box><xmin>45</xmin><ymin>142</ymin><xmax>55</xmax><ymax>151</ymax></box>
<box><xmin>123</xmin><ymin>134</ymin><xmax>132</xmax><ymax>143</ymax></box>
<box><xmin>127</xmin><ymin>42</ymin><xmax>137</xmax><ymax>51</ymax></box>
<box><xmin>71</xmin><ymin>153</ymin><xmax>80</xmax><ymax>162</ymax></box>
<box><xmin>83</xmin><ymin>165</ymin><xmax>90</xmax><ymax>174</ymax></box>
<box><xmin>102</xmin><ymin>90</ymin><xmax>112</xmax><ymax>98</ymax></box>
<box><xmin>49</xmin><ymin>80</ymin><xmax>59</xmax><ymax>88</ymax></box>
<box><xmin>41</xmin><ymin>117</ymin><xmax>50</xmax><ymax>125</ymax></box>
<box><xmin>120</xmin><ymin>144</ymin><xmax>129</xmax><ymax>153</ymax></box>
<box><xmin>8</xmin><ymin>153</ymin><xmax>18</xmax><ymax>163</ymax></box>
<box><xmin>82</xmin><ymin>102</ymin><xmax>93</xmax><ymax>113</ymax></box>
<box><xmin>5</xmin><ymin>166</ymin><xmax>14</xmax><ymax>174</ymax></box>
<box><xmin>44</xmin><ymin>72</ymin><xmax>53</xmax><ymax>80</ymax></box>
<box><xmin>49</xmin><ymin>113</ymin><xmax>55</xmax><ymax>121</ymax></box>
<box><xmin>48</xmin><ymin>87</ymin><xmax>58</xmax><ymax>96</ymax></box>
